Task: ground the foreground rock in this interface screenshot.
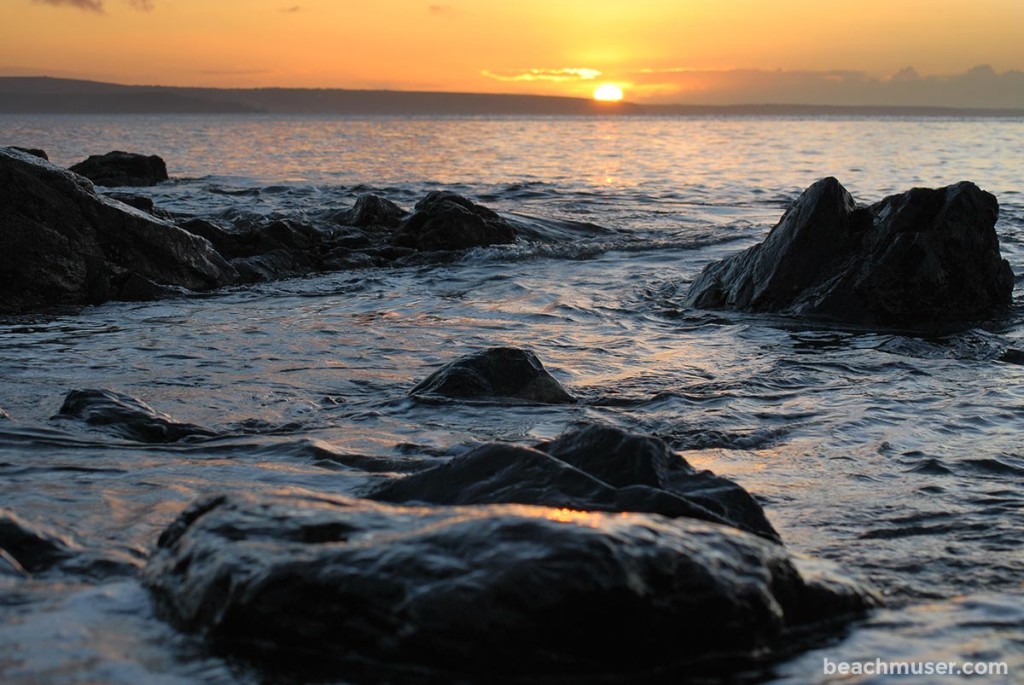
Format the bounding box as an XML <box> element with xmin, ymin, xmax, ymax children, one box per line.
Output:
<box><xmin>372</xmin><ymin>425</ymin><xmax>779</xmax><ymax>541</ymax></box>
<box><xmin>0</xmin><ymin>147</ymin><xmax>233</xmax><ymax>314</ymax></box>
<box><xmin>340</xmin><ymin>193</ymin><xmax>407</xmax><ymax>229</ymax></box>
<box><xmin>11</xmin><ymin>146</ymin><xmax>47</xmax><ymax>160</ymax></box>
<box><xmin>57</xmin><ymin>389</ymin><xmax>216</xmax><ymax>443</ymax></box>
<box><xmin>411</xmin><ymin>347</ymin><xmax>574</xmax><ymax>403</ymax></box>
<box><xmin>69</xmin><ymin>150</ymin><xmax>169</xmax><ymax>187</ymax></box>
<box><xmin>684</xmin><ymin>177</ymin><xmax>1014</xmax><ymax>327</ymax></box>
<box><xmin>144</xmin><ymin>492</ymin><xmax>877</xmax><ymax>681</ymax></box>
<box><xmin>393</xmin><ymin>191</ymin><xmax>517</xmax><ymax>251</ymax></box>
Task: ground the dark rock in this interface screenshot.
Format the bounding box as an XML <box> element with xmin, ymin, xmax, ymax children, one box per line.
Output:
<box><xmin>11</xmin><ymin>146</ymin><xmax>47</xmax><ymax>161</ymax></box>
<box><xmin>393</xmin><ymin>191</ymin><xmax>517</xmax><ymax>251</ymax></box>
<box><xmin>0</xmin><ymin>508</ymin><xmax>78</xmax><ymax>573</ymax></box>
<box><xmin>684</xmin><ymin>177</ymin><xmax>1014</xmax><ymax>327</ymax></box>
<box><xmin>143</xmin><ymin>492</ymin><xmax>877</xmax><ymax>680</ymax></box>
<box><xmin>341</xmin><ymin>193</ymin><xmax>406</xmax><ymax>229</ymax></box>
<box><xmin>69</xmin><ymin>150</ymin><xmax>168</xmax><ymax>187</ymax></box>
<box><xmin>0</xmin><ymin>407</ymin><xmax>9</xmax><ymax>420</ymax></box>
<box><xmin>0</xmin><ymin>147</ymin><xmax>233</xmax><ymax>314</ymax></box>
<box><xmin>411</xmin><ymin>347</ymin><xmax>574</xmax><ymax>404</ymax></box>
<box><xmin>371</xmin><ymin>426</ymin><xmax>779</xmax><ymax>542</ymax></box>
<box><xmin>106</xmin><ymin>192</ymin><xmax>155</xmax><ymax>213</ymax></box>
<box><xmin>0</xmin><ymin>549</ymin><xmax>26</xmax><ymax>578</ymax></box>
<box><xmin>57</xmin><ymin>388</ymin><xmax>216</xmax><ymax>443</ymax></box>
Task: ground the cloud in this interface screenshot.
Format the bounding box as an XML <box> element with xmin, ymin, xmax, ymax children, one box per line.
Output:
<box><xmin>280</xmin><ymin>5</ymin><xmax>304</xmax><ymax>12</ymax></box>
<box><xmin>428</xmin><ymin>4</ymin><xmax>453</xmax><ymax>15</ymax></box>
<box><xmin>626</xmin><ymin>65</ymin><xmax>1024</xmax><ymax>108</ymax></box>
<box><xmin>32</xmin><ymin>0</ymin><xmax>153</xmax><ymax>11</ymax></box>
<box><xmin>33</xmin><ymin>0</ymin><xmax>103</xmax><ymax>11</ymax></box>
<box><xmin>482</xmin><ymin>68</ymin><xmax>602</xmax><ymax>83</ymax></box>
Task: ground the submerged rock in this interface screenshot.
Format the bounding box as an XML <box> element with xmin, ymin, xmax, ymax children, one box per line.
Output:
<box><xmin>0</xmin><ymin>147</ymin><xmax>233</xmax><ymax>314</ymax></box>
<box><xmin>69</xmin><ymin>150</ymin><xmax>169</xmax><ymax>187</ymax></box>
<box><xmin>372</xmin><ymin>425</ymin><xmax>779</xmax><ymax>541</ymax></box>
<box><xmin>0</xmin><ymin>508</ymin><xmax>78</xmax><ymax>573</ymax></box>
<box><xmin>684</xmin><ymin>177</ymin><xmax>1014</xmax><ymax>327</ymax></box>
<box><xmin>57</xmin><ymin>389</ymin><xmax>216</xmax><ymax>443</ymax></box>
<box><xmin>411</xmin><ymin>347</ymin><xmax>574</xmax><ymax>403</ymax></box>
<box><xmin>144</xmin><ymin>492</ymin><xmax>877</xmax><ymax>681</ymax></box>
<box><xmin>393</xmin><ymin>191</ymin><xmax>517</xmax><ymax>251</ymax></box>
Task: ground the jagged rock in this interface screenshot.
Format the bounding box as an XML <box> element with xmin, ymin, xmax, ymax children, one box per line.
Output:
<box><xmin>69</xmin><ymin>150</ymin><xmax>168</xmax><ymax>187</ymax></box>
<box><xmin>684</xmin><ymin>177</ymin><xmax>1014</xmax><ymax>327</ymax></box>
<box><xmin>143</xmin><ymin>492</ymin><xmax>877</xmax><ymax>681</ymax></box>
<box><xmin>371</xmin><ymin>425</ymin><xmax>779</xmax><ymax>541</ymax></box>
<box><xmin>393</xmin><ymin>191</ymin><xmax>517</xmax><ymax>251</ymax></box>
<box><xmin>0</xmin><ymin>508</ymin><xmax>78</xmax><ymax>573</ymax></box>
<box><xmin>0</xmin><ymin>147</ymin><xmax>233</xmax><ymax>314</ymax></box>
<box><xmin>410</xmin><ymin>347</ymin><xmax>574</xmax><ymax>403</ymax></box>
<box><xmin>57</xmin><ymin>389</ymin><xmax>216</xmax><ymax>443</ymax></box>
<box><xmin>11</xmin><ymin>146</ymin><xmax>47</xmax><ymax>160</ymax></box>
<box><xmin>341</xmin><ymin>193</ymin><xmax>406</xmax><ymax>229</ymax></box>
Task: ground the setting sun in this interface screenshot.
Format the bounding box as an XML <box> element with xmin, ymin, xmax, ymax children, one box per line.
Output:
<box><xmin>593</xmin><ymin>84</ymin><xmax>624</xmax><ymax>102</ymax></box>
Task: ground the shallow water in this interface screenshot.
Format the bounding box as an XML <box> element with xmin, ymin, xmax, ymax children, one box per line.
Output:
<box><xmin>2</xmin><ymin>114</ymin><xmax>1024</xmax><ymax>683</ymax></box>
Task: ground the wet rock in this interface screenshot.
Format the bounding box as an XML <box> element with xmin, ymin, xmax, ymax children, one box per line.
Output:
<box><xmin>105</xmin><ymin>192</ymin><xmax>155</xmax><ymax>213</ymax></box>
<box><xmin>11</xmin><ymin>146</ymin><xmax>47</xmax><ymax>160</ymax></box>
<box><xmin>393</xmin><ymin>191</ymin><xmax>517</xmax><ymax>251</ymax></box>
<box><xmin>69</xmin><ymin>150</ymin><xmax>168</xmax><ymax>187</ymax></box>
<box><xmin>0</xmin><ymin>549</ymin><xmax>26</xmax><ymax>578</ymax></box>
<box><xmin>0</xmin><ymin>509</ymin><xmax>78</xmax><ymax>573</ymax></box>
<box><xmin>372</xmin><ymin>426</ymin><xmax>779</xmax><ymax>541</ymax></box>
<box><xmin>411</xmin><ymin>347</ymin><xmax>574</xmax><ymax>404</ymax></box>
<box><xmin>144</xmin><ymin>492</ymin><xmax>877</xmax><ymax>681</ymax></box>
<box><xmin>180</xmin><ymin>216</ymin><xmax>371</xmax><ymax>283</ymax></box>
<box><xmin>57</xmin><ymin>389</ymin><xmax>216</xmax><ymax>443</ymax></box>
<box><xmin>341</xmin><ymin>193</ymin><xmax>406</xmax><ymax>229</ymax></box>
<box><xmin>0</xmin><ymin>147</ymin><xmax>233</xmax><ymax>314</ymax></box>
<box><xmin>684</xmin><ymin>177</ymin><xmax>1014</xmax><ymax>328</ymax></box>
<box><xmin>0</xmin><ymin>407</ymin><xmax>9</xmax><ymax>420</ymax></box>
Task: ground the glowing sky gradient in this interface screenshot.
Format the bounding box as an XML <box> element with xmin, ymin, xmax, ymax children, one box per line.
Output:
<box><xmin>3</xmin><ymin>0</ymin><xmax>1023</xmax><ymax>106</ymax></box>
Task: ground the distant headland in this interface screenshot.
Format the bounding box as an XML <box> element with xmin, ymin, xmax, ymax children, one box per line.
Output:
<box><xmin>2</xmin><ymin>77</ymin><xmax>1023</xmax><ymax>118</ymax></box>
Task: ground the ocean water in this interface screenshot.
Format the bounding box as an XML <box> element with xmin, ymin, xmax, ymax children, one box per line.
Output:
<box><xmin>1</xmin><ymin>114</ymin><xmax>1023</xmax><ymax>683</ymax></box>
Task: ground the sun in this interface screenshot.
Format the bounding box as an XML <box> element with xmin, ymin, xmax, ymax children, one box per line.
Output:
<box><xmin>593</xmin><ymin>84</ymin><xmax>624</xmax><ymax>102</ymax></box>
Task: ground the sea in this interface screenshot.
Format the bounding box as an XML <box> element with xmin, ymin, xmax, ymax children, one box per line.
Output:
<box><xmin>1</xmin><ymin>114</ymin><xmax>1023</xmax><ymax>684</ymax></box>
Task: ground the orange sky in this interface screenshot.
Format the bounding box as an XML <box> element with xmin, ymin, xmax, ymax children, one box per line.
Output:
<box><xmin>2</xmin><ymin>0</ymin><xmax>1023</xmax><ymax>105</ymax></box>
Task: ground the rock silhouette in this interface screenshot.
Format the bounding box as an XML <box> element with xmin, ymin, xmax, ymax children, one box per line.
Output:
<box><xmin>393</xmin><ymin>191</ymin><xmax>517</xmax><ymax>251</ymax></box>
<box><xmin>684</xmin><ymin>177</ymin><xmax>1014</xmax><ymax>327</ymax></box>
<box><xmin>411</xmin><ymin>347</ymin><xmax>574</xmax><ymax>403</ymax></box>
<box><xmin>69</xmin><ymin>150</ymin><xmax>169</xmax><ymax>187</ymax></box>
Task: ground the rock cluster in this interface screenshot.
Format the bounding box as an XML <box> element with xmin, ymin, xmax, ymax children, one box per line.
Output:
<box><xmin>684</xmin><ymin>177</ymin><xmax>1015</xmax><ymax>327</ymax></box>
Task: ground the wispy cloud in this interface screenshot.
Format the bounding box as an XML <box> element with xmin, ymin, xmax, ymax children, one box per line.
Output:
<box><xmin>280</xmin><ymin>5</ymin><xmax>304</xmax><ymax>12</ymax></box>
<box><xmin>625</xmin><ymin>65</ymin><xmax>1024</xmax><ymax>108</ymax></box>
<box><xmin>33</xmin><ymin>0</ymin><xmax>103</xmax><ymax>11</ymax></box>
<box><xmin>428</xmin><ymin>4</ymin><xmax>453</xmax><ymax>15</ymax></box>
<box><xmin>482</xmin><ymin>68</ymin><xmax>602</xmax><ymax>83</ymax></box>
<box><xmin>32</xmin><ymin>0</ymin><xmax>153</xmax><ymax>11</ymax></box>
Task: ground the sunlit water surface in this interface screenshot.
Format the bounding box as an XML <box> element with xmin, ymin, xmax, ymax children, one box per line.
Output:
<box><xmin>2</xmin><ymin>114</ymin><xmax>1024</xmax><ymax>683</ymax></box>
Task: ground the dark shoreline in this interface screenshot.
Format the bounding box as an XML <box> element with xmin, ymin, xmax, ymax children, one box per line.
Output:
<box><xmin>3</xmin><ymin>76</ymin><xmax>1024</xmax><ymax>118</ymax></box>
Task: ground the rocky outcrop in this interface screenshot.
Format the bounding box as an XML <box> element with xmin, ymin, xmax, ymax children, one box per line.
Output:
<box><xmin>57</xmin><ymin>389</ymin><xmax>216</xmax><ymax>443</ymax></box>
<box><xmin>69</xmin><ymin>150</ymin><xmax>168</xmax><ymax>187</ymax></box>
<box><xmin>144</xmin><ymin>492</ymin><xmax>877</xmax><ymax>681</ymax></box>
<box><xmin>411</xmin><ymin>347</ymin><xmax>574</xmax><ymax>403</ymax></box>
<box><xmin>684</xmin><ymin>177</ymin><xmax>1015</xmax><ymax>328</ymax></box>
<box><xmin>0</xmin><ymin>147</ymin><xmax>233</xmax><ymax>314</ymax></box>
<box><xmin>393</xmin><ymin>191</ymin><xmax>517</xmax><ymax>251</ymax></box>
<box><xmin>371</xmin><ymin>425</ymin><xmax>779</xmax><ymax>541</ymax></box>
